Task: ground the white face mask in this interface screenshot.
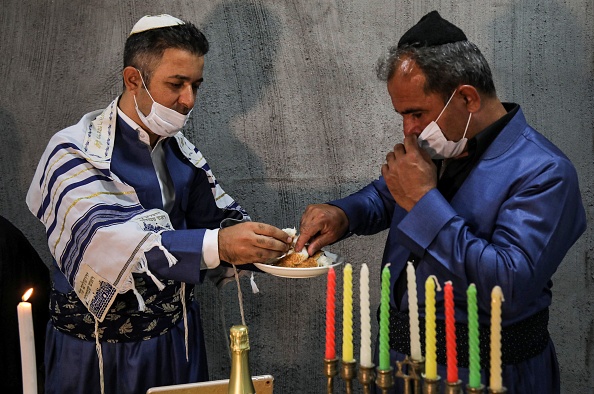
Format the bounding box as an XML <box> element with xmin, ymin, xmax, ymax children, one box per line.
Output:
<box><xmin>134</xmin><ymin>70</ymin><xmax>192</xmax><ymax>137</ymax></box>
<box><xmin>417</xmin><ymin>89</ymin><xmax>472</xmax><ymax>159</ymax></box>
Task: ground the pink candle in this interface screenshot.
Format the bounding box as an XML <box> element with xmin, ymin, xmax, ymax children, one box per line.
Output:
<box><xmin>325</xmin><ymin>267</ymin><xmax>336</xmax><ymax>359</ymax></box>
<box><xmin>444</xmin><ymin>281</ymin><xmax>458</xmax><ymax>383</ymax></box>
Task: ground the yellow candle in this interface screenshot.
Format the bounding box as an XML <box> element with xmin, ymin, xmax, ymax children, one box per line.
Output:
<box><xmin>342</xmin><ymin>263</ymin><xmax>354</xmax><ymax>362</ymax></box>
<box><xmin>424</xmin><ymin>276</ymin><xmax>440</xmax><ymax>380</ymax></box>
<box><xmin>17</xmin><ymin>288</ymin><xmax>37</xmax><ymax>394</ymax></box>
<box><xmin>490</xmin><ymin>286</ymin><xmax>504</xmax><ymax>391</ymax></box>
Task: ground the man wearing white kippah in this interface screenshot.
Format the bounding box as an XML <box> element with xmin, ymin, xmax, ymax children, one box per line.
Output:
<box><xmin>27</xmin><ymin>14</ymin><xmax>292</xmax><ymax>394</ymax></box>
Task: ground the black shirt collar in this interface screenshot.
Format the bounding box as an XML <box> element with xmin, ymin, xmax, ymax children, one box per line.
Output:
<box><xmin>436</xmin><ymin>103</ymin><xmax>519</xmax><ymax>201</ymax></box>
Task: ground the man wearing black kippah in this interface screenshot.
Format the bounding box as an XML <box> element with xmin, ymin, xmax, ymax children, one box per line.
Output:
<box><xmin>296</xmin><ymin>10</ymin><xmax>586</xmax><ymax>393</ymax></box>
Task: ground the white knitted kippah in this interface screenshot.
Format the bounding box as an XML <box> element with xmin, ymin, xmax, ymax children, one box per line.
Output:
<box><xmin>129</xmin><ymin>14</ymin><xmax>185</xmax><ymax>36</ymax></box>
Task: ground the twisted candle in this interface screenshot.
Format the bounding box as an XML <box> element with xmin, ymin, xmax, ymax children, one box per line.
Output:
<box><xmin>444</xmin><ymin>281</ymin><xmax>458</xmax><ymax>383</ymax></box>
<box><xmin>406</xmin><ymin>261</ymin><xmax>422</xmax><ymax>361</ymax></box>
<box><xmin>342</xmin><ymin>263</ymin><xmax>354</xmax><ymax>362</ymax></box>
<box><xmin>325</xmin><ymin>267</ymin><xmax>336</xmax><ymax>359</ymax></box>
<box><xmin>424</xmin><ymin>275</ymin><xmax>440</xmax><ymax>380</ymax></box>
<box><xmin>379</xmin><ymin>263</ymin><xmax>391</xmax><ymax>371</ymax></box>
<box><xmin>359</xmin><ymin>263</ymin><xmax>373</xmax><ymax>367</ymax></box>
<box><xmin>467</xmin><ymin>284</ymin><xmax>481</xmax><ymax>388</ymax></box>
<box><xmin>490</xmin><ymin>286</ymin><xmax>504</xmax><ymax>391</ymax></box>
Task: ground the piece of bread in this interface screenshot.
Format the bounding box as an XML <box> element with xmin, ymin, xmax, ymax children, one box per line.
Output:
<box><xmin>276</xmin><ymin>249</ymin><xmax>326</xmax><ymax>268</ymax></box>
<box><xmin>276</xmin><ymin>251</ymin><xmax>313</xmax><ymax>268</ymax></box>
<box><xmin>274</xmin><ymin>228</ymin><xmax>331</xmax><ymax>268</ymax></box>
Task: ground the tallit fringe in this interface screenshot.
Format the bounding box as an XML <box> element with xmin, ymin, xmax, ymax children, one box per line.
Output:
<box><xmin>135</xmin><ymin>233</ymin><xmax>179</xmax><ymax>292</ymax></box>
<box><xmin>154</xmin><ymin>231</ymin><xmax>178</xmax><ymax>267</ymax></box>
<box><xmin>233</xmin><ymin>265</ymin><xmax>246</xmax><ymax>326</ymax></box>
<box><xmin>249</xmin><ymin>272</ymin><xmax>260</xmax><ymax>294</ymax></box>
<box><xmin>95</xmin><ymin>317</ymin><xmax>105</xmax><ymax>394</ymax></box>
<box><xmin>132</xmin><ymin>287</ymin><xmax>146</xmax><ymax>311</ymax></box>
<box><xmin>137</xmin><ymin>254</ymin><xmax>166</xmax><ymax>292</ymax></box>
<box><xmin>181</xmin><ymin>282</ymin><xmax>189</xmax><ymax>361</ymax></box>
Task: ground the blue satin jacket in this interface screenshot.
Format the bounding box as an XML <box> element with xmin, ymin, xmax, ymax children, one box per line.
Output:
<box><xmin>332</xmin><ymin>106</ymin><xmax>586</xmax><ymax>327</ymax></box>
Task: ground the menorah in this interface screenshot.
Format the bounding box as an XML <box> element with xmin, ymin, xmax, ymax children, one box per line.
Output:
<box><xmin>323</xmin><ymin>263</ymin><xmax>508</xmax><ymax>394</ymax></box>
<box><xmin>323</xmin><ymin>355</ymin><xmax>509</xmax><ymax>394</ymax></box>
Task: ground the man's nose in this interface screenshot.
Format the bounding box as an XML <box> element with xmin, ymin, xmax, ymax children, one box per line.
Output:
<box><xmin>402</xmin><ymin>118</ymin><xmax>420</xmax><ymax>137</ymax></box>
<box><xmin>178</xmin><ymin>85</ymin><xmax>196</xmax><ymax>111</ymax></box>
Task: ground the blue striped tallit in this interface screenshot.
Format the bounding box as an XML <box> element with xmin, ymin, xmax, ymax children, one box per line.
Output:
<box><xmin>27</xmin><ymin>98</ymin><xmax>248</xmax><ymax>321</ymax></box>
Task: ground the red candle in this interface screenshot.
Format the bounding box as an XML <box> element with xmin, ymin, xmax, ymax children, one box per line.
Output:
<box><xmin>325</xmin><ymin>267</ymin><xmax>336</xmax><ymax>359</ymax></box>
<box><xmin>444</xmin><ymin>281</ymin><xmax>458</xmax><ymax>382</ymax></box>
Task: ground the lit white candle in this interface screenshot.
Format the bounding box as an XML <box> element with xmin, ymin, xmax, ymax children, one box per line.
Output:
<box><xmin>406</xmin><ymin>262</ymin><xmax>422</xmax><ymax>361</ymax></box>
<box><xmin>359</xmin><ymin>263</ymin><xmax>373</xmax><ymax>367</ymax></box>
<box><xmin>17</xmin><ymin>288</ymin><xmax>37</xmax><ymax>394</ymax></box>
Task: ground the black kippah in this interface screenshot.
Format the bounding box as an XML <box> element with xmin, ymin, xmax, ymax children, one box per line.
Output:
<box><xmin>397</xmin><ymin>10</ymin><xmax>467</xmax><ymax>48</ymax></box>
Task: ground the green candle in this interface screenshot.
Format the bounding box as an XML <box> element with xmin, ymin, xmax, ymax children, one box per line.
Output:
<box><xmin>467</xmin><ymin>283</ymin><xmax>481</xmax><ymax>388</ymax></box>
<box><xmin>379</xmin><ymin>263</ymin><xmax>391</xmax><ymax>371</ymax></box>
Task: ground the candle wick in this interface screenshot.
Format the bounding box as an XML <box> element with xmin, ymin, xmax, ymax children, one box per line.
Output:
<box><xmin>428</xmin><ymin>275</ymin><xmax>441</xmax><ymax>291</ymax></box>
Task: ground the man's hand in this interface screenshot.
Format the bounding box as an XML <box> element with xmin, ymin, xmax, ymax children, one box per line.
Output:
<box><xmin>218</xmin><ymin>222</ymin><xmax>292</xmax><ymax>265</ymax></box>
<box><xmin>295</xmin><ymin>204</ymin><xmax>349</xmax><ymax>256</ymax></box>
<box><xmin>382</xmin><ymin>134</ymin><xmax>437</xmax><ymax>211</ymax></box>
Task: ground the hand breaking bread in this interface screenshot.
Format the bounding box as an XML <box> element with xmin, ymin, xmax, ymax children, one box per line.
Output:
<box><xmin>272</xmin><ymin>228</ymin><xmax>332</xmax><ymax>268</ymax></box>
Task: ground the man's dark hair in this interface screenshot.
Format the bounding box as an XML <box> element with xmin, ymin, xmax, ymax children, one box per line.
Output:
<box><xmin>123</xmin><ymin>22</ymin><xmax>209</xmax><ymax>86</ymax></box>
<box><xmin>376</xmin><ymin>41</ymin><xmax>497</xmax><ymax>101</ymax></box>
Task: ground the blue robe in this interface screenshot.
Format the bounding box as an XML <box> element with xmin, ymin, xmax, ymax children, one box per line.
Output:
<box><xmin>44</xmin><ymin>114</ymin><xmax>243</xmax><ymax>394</ymax></box>
<box><xmin>331</xmin><ymin>106</ymin><xmax>586</xmax><ymax>393</ymax></box>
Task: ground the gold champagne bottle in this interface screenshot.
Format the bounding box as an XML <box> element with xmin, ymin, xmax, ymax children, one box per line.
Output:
<box><xmin>228</xmin><ymin>325</ymin><xmax>256</xmax><ymax>394</ymax></box>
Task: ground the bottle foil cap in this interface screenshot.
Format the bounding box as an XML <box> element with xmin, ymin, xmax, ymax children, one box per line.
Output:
<box><xmin>230</xmin><ymin>325</ymin><xmax>251</xmax><ymax>351</ymax></box>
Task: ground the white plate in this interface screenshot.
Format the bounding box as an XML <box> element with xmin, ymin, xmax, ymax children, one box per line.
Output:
<box><xmin>254</xmin><ymin>251</ymin><xmax>344</xmax><ymax>279</ymax></box>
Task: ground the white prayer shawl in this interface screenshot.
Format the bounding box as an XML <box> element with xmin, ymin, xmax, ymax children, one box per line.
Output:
<box><xmin>27</xmin><ymin>98</ymin><xmax>248</xmax><ymax>322</ymax></box>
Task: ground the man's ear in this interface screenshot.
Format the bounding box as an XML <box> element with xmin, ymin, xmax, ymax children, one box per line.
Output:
<box><xmin>123</xmin><ymin>67</ymin><xmax>142</xmax><ymax>93</ymax></box>
<box><xmin>458</xmin><ymin>85</ymin><xmax>481</xmax><ymax>113</ymax></box>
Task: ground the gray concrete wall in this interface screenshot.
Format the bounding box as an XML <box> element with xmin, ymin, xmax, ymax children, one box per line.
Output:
<box><xmin>1</xmin><ymin>1</ymin><xmax>592</xmax><ymax>392</ymax></box>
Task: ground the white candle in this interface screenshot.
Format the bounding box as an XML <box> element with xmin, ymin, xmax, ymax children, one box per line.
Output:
<box><xmin>407</xmin><ymin>261</ymin><xmax>422</xmax><ymax>361</ymax></box>
<box><xmin>18</xmin><ymin>288</ymin><xmax>37</xmax><ymax>394</ymax></box>
<box><xmin>359</xmin><ymin>263</ymin><xmax>373</xmax><ymax>367</ymax></box>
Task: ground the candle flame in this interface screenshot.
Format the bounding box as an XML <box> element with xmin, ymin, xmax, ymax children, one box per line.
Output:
<box><xmin>22</xmin><ymin>288</ymin><xmax>34</xmax><ymax>302</ymax></box>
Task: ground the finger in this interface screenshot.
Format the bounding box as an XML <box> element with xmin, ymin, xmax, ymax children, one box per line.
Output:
<box><xmin>253</xmin><ymin>222</ymin><xmax>292</xmax><ymax>243</ymax></box>
<box><xmin>403</xmin><ymin>134</ymin><xmax>420</xmax><ymax>152</ymax></box>
<box><xmin>295</xmin><ymin>229</ymin><xmax>314</xmax><ymax>251</ymax></box>
<box><xmin>240</xmin><ymin>247</ymin><xmax>286</xmax><ymax>265</ymax></box>
<box><xmin>381</xmin><ymin>163</ymin><xmax>389</xmax><ymax>179</ymax></box>
<box><xmin>255</xmin><ymin>234</ymin><xmax>291</xmax><ymax>252</ymax></box>
<box><xmin>306</xmin><ymin>233</ymin><xmax>332</xmax><ymax>256</ymax></box>
<box><xmin>296</xmin><ymin>216</ymin><xmax>321</xmax><ymax>250</ymax></box>
<box><xmin>385</xmin><ymin>151</ymin><xmax>393</xmax><ymax>164</ymax></box>
<box><xmin>394</xmin><ymin>143</ymin><xmax>405</xmax><ymax>156</ymax></box>
<box><xmin>258</xmin><ymin>248</ymin><xmax>287</xmax><ymax>263</ymax></box>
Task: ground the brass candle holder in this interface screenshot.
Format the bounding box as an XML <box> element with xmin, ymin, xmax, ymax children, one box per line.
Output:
<box><xmin>357</xmin><ymin>364</ymin><xmax>375</xmax><ymax>394</ymax></box>
<box><xmin>375</xmin><ymin>367</ymin><xmax>395</xmax><ymax>394</ymax></box>
<box><xmin>410</xmin><ymin>358</ymin><xmax>425</xmax><ymax>394</ymax></box>
<box><xmin>422</xmin><ymin>374</ymin><xmax>441</xmax><ymax>394</ymax></box>
<box><xmin>323</xmin><ymin>358</ymin><xmax>339</xmax><ymax>394</ymax></box>
<box><xmin>488</xmin><ymin>387</ymin><xmax>507</xmax><ymax>393</ymax></box>
<box><xmin>466</xmin><ymin>384</ymin><xmax>486</xmax><ymax>393</ymax></box>
<box><xmin>444</xmin><ymin>379</ymin><xmax>463</xmax><ymax>394</ymax></box>
<box><xmin>395</xmin><ymin>357</ymin><xmax>423</xmax><ymax>394</ymax></box>
<box><xmin>340</xmin><ymin>359</ymin><xmax>357</xmax><ymax>394</ymax></box>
